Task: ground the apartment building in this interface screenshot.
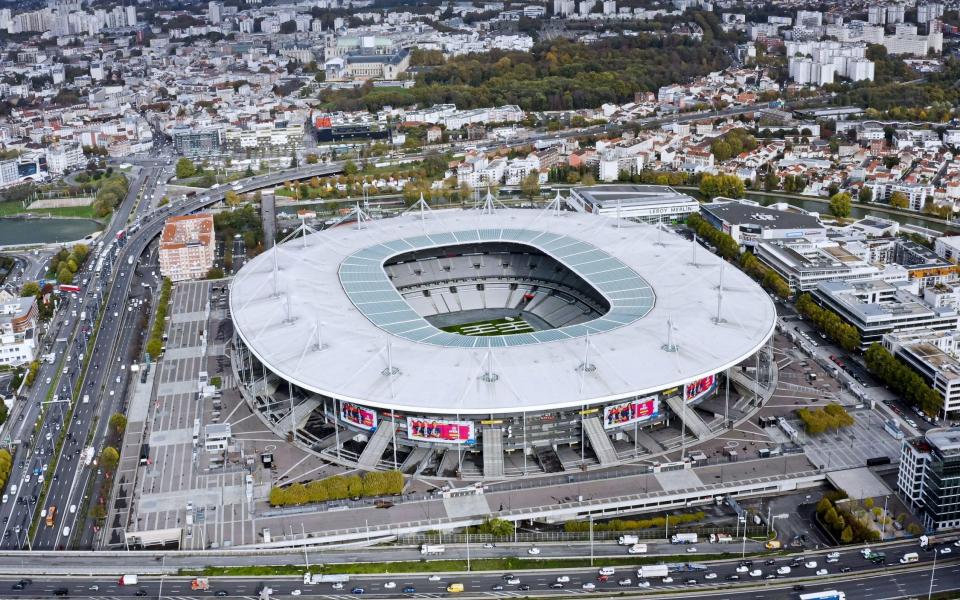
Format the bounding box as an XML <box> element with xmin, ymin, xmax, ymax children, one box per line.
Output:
<box><xmin>899</xmin><ymin>429</ymin><xmax>960</xmax><ymax>530</ymax></box>
<box><xmin>159</xmin><ymin>213</ymin><xmax>216</xmax><ymax>282</ymax></box>
<box><xmin>0</xmin><ymin>293</ymin><xmax>39</xmax><ymax>367</ymax></box>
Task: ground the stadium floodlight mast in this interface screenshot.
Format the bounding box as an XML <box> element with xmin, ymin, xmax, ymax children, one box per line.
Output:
<box><xmin>714</xmin><ymin>260</ymin><xmax>726</xmax><ymax>325</ymax></box>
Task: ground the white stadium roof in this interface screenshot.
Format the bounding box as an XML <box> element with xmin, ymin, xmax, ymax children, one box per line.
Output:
<box><xmin>229</xmin><ymin>207</ymin><xmax>776</xmax><ymax>415</ymax></box>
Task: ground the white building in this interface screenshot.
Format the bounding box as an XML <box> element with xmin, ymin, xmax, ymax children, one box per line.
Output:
<box><xmin>45</xmin><ymin>143</ymin><xmax>84</xmax><ymax>175</ymax></box>
<box><xmin>0</xmin><ymin>293</ymin><xmax>38</xmax><ymax>367</ymax></box>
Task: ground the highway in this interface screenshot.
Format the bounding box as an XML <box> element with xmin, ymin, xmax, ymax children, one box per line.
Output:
<box><xmin>0</xmin><ymin>540</ymin><xmax>954</xmax><ymax>598</ymax></box>
<box><xmin>15</xmin><ymin>156</ymin><xmax>347</xmax><ymax>551</ymax></box>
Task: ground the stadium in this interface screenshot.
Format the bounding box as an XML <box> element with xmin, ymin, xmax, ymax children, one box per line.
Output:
<box><xmin>229</xmin><ymin>206</ymin><xmax>777</xmax><ymax>480</ymax></box>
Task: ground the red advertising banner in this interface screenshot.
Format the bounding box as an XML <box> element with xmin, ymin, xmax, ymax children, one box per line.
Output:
<box><xmin>406</xmin><ymin>418</ymin><xmax>476</xmax><ymax>444</ymax></box>
<box><xmin>684</xmin><ymin>374</ymin><xmax>717</xmax><ymax>403</ymax></box>
<box><xmin>341</xmin><ymin>402</ymin><xmax>378</xmax><ymax>431</ymax></box>
<box><xmin>603</xmin><ymin>396</ymin><xmax>659</xmax><ymax>429</ymax></box>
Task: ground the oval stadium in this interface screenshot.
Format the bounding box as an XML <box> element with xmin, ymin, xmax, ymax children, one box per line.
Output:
<box><xmin>229</xmin><ymin>206</ymin><xmax>776</xmax><ymax>479</ymax></box>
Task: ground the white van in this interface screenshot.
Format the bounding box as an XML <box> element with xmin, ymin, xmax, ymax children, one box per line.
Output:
<box><xmin>598</xmin><ymin>567</ymin><xmax>616</xmax><ymax>577</ymax></box>
<box><xmin>62</xmin><ymin>526</ymin><xmax>70</xmax><ymax>537</ymax></box>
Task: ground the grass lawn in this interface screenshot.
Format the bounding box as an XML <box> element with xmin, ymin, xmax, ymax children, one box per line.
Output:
<box><xmin>441</xmin><ymin>317</ymin><xmax>535</xmax><ymax>336</ymax></box>
<box><xmin>0</xmin><ymin>201</ymin><xmax>98</xmax><ymax>220</ymax></box>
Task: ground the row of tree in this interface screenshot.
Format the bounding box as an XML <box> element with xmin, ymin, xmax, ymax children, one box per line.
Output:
<box><xmin>796</xmin><ymin>403</ymin><xmax>854</xmax><ymax>435</ymax></box>
<box><xmin>145</xmin><ymin>278</ymin><xmax>173</xmax><ymax>360</ymax></box>
<box><xmin>795</xmin><ymin>293</ymin><xmax>861</xmax><ymax>352</ymax></box>
<box><xmin>0</xmin><ymin>449</ymin><xmax>11</xmax><ymax>493</ymax></box>
<box><xmin>91</xmin><ymin>174</ymin><xmax>129</xmax><ymax>218</ymax></box>
<box><xmin>48</xmin><ymin>244</ymin><xmax>90</xmax><ymax>285</ymax></box>
<box><xmin>699</xmin><ymin>173</ymin><xmax>745</xmax><ymax>199</ymax></box>
<box><xmin>269</xmin><ymin>470</ymin><xmax>404</xmax><ymax>506</ymax></box>
<box><xmin>815</xmin><ymin>493</ymin><xmax>880</xmax><ymax>544</ymax></box>
<box><xmin>709</xmin><ymin>129</ymin><xmax>758</xmax><ymax>163</ymax></box>
<box><xmin>563</xmin><ymin>511</ymin><xmax>706</xmax><ymax>532</ymax></box>
<box><xmin>738</xmin><ymin>252</ymin><xmax>791</xmax><ymax>299</ymax></box>
<box><xmin>864</xmin><ymin>343</ymin><xmax>942</xmax><ymax>416</ymax></box>
<box><xmin>686</xmin><ymin>212</ymin><xmax>740</xmax><ymax>261</ymax></box>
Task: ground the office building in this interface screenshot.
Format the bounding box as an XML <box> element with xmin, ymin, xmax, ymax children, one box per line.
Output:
<box><xmin>899</xmin><ymin>429</ymin><xmax>960</xmax><ymax>530</ymax></box>
<box><xmin>885</xmin><ymin>329</ymin><xmax>960</xmax><ymax>419</ymax></box>
<box><xmin>159</xmin><ymin>214</ymin><xmax>216</xmax><ymax>282</ymax></box>
<box><xmin>813</xmin><ymin>279</ymin><xmax>960</xmax><ymax>350</ymax></box>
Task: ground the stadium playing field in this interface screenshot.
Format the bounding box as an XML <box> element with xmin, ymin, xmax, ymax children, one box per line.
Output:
<box><xmin>441</xmin><ymin>317</ymin><xmax>536</xmax><ymax>336</ymax></box>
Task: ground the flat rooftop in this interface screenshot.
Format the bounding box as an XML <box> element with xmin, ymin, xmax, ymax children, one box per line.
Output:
<box><xmin>571</xmin><ymin>185</ymin><xmax>698</xmax><ymax>209</ymax></box>
<box><xmin>702</xmin><ymin>200</ymin><xmax>823</xmax><ymax>231</ymax></box>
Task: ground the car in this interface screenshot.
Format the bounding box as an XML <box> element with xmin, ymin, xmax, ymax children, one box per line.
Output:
<box><xmin>528</xmin><ymin>547</ymin><xmax>540</xmax><ymax>555</ymax></box>
<box><xmin>491</xmin><ymin>584</ymin><xmax>504</xmax><ymax>591</ymax></box>
<box><xmin>704</xmin><ymin>573</ymin><xmax>717</xmax><ymax>580</ymax></box>
<box><xmin>725</xmin><ymin>575</ymin><xmax>740</xmax><ymax>581</ymax></box>
<box><xmin>686</xmin><ymin>579</ymin><xmax>698</xmax><ymax>585</ymax></box>
<box><xmin>483</xmin><ymin>543</ymin><xmax>494</xmax><ymax>549</ymax></box>
<box><xmin>735</xmin><ymin>566</ymin><xmax>749</xmax><ymax>573</ymax></box>
<box><xmin>581</xmin><ymin>582</ymin><xmax>596</xmax><ymax>591</ymax></box>
<box><xmin>840</xmin><ymin>567</ymin><xmax>852</xmax><ymax>573</ymax></box>
<box><xmin>383</xmin><ymin>582</ymin><xmax>396</xmax><ymax>589</ymax></box>
<box><xmin>662</xmin><ymin>576</ymin><xmax>674</xmax><ymax>583</ymax></box>
<box><xmin>135</xmin><ymin>591</ymin><xmax>148</xmax><ymax>597</ymax></box>
<box><xmin>827</xmin><ymin>552</ymin><xmax>840</xmax><ymax>559</ymax></box>
<box><xmin>291</xmin><ymin>591</ymin><xmax>301</xmax><ymax>597</ymax></box>
<box><xmin>793</xmin><ymin>585</ymin><xmax>806</xmax><ymax>591</ymax></box>
<box><xmin>765</xmin><ymin>559</ymin><xmax>776</xmax><ymax>565</ymax></box>
<box><xmin>506</xmin><ymin>577</ymin><xmax>521</xmax><ymax>585</ymax></box>
<box><xmin>428</xmin><ymin>575</ymin><xmax>441</xmax><ymax>582</ymax></box>
<box><xmin>941</xmin><ymin>547</ymin><xmax>953</xmax><ymax>555</ymax></box>
<box><xmin>826</xmin><ymin>557</ymin><xmax>839</xmax><ymax>563</ymax></box>
<box><xmin>617</xmin><ymin>578</ymin><xmax>632</xmax><ymax>586</ymax></box>
<box><xmin>11</xmin><ymin>583</ymin><xmax>24</xmax><ymax>590</ymax></box>
<box><xmin>749</xmin><ymin>570</ymin><xmax>763</xmax><ymax>577</ymax></box>
<box><xmin>816</xmin><ymin>569</ymin><xmax>828</xmax><ymax>576</ymax></box>
<box><xmin>805</xmin><ymin>561</ymin><xmax>818</xmax><ymax>569</ymax></box>
<box><xmin>518</xmin><ymin>584</ymin><xmax>531</xmax><ymax>591</ymax></box>
<box><xmin>550</xmin><ymin>582</ymin><xmax>564</xmax><ymax>589</ymax></box>
<box><xmin>637</xmin><ymin>580</ymin><xmax>651</xmax><ymax>588</ymax></box>
<box><xmin>351</xmin><ymin>588</ymin><xmax>365</xmax><ymax>595</ymax></box>
<box><xmin>215</xmin><ymin>592</ymin><xmax>229</xmax><ymax>597</ymax></box>
<box><xmin>686</xmin><ymin>547</ymin><xmax>698</xmax><ymax>553</ymax></box>
<box><xmin>402</xmin><ymin>587</ymin><xmax>416</xmax><ymax>594</ymax></box>
<box><xmin>556</xmin><ymin>576</ymin><xmax>570</xmax><ymax>583</ymax></box>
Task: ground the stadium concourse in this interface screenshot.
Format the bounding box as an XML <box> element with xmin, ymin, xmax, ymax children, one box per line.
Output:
<box><xmin>228</xmin><ymin>204</ymin><xmax>777</xmax><ymax>480</ymax></box>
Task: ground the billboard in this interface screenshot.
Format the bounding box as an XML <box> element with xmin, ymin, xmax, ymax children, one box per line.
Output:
<box><xmin>341</xmin><ymin>402</ymin><xmax>377</xmax><ymax>431</ymax></box>
<box><xmin>603</xmin><ymin>396</ymin><xmax>659</xmax><ymax>430</ymax></box>
<box><xmin>684</xmin><ymin>374</ymin><xmax>717</xmax><ymax>403</ymax></box>
<box><xmin>407</xmin><ymin>417</ymin><xmax>476</xmax><ymax>444</ymax></box>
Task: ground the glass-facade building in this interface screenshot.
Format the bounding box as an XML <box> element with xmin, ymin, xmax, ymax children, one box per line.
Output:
<box><xmin>899</xmin><ymin>429</ymin><xmax>960</xmax><ymax>530</ymax></box>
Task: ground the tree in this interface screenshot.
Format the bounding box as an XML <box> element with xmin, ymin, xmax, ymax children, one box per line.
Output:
<box><xmin>305</xmin><ymin>153</ymin><xmax>319</xmax><ymax>164</ymax></box>
<box><xmin>343</xmin><ymin>161</ymin><xmax>358</xmax><ymax>176</ymax></box>
<box><xmin>840</xmin><ymin>525</ymin><xmax>854</xmax><ymax>543</ymax></box>
<box><xmin>829</xmin><ymin>192</ymin><xmax>852</xmax><ymax>218</ymax></box>
<box><xmin>889</xmin><ymin>191</ymin><xmax>909</xmax><ymax>210</ymax></box>
<box><xmin>858</xmin><ymin>187</ymin><xmax>873</xmax><ymax>203</ymax></box>
<box><xmin>520</xmin><ymin>171</ymin><xmax>540</xmax><ymax>199</ymax></box>
<box><xmin>699</xmin><ymin>173</ymin><xmax>745</xmax><ymax>199</ymax></box>
<box><xmin>224</xmin><ymin>190</ymin><xmax>241</xmax><ymax>206</ymax></box>
<box><xmin>109</xmin><ymin>413</ymin><xmax>127</xmax><ymax>438</ymax></box>
<box><xmin>175</xmin><ymin>157</ymin><xmax>196</xmax><ymax>179</ymax></box>
<box><xmin>206</xmin><ymin>267</ymin><xmax>225</xmax><ymax>279</ymax></box>
<box><xmin>99</xmin><ymin>446</ymin><xmax>120</xmax><ymax>472</ymax></box>
<box><xmin>19</xmin><ymin>281</ymin><xmax>39</xmax><ymax>297</ymax></box>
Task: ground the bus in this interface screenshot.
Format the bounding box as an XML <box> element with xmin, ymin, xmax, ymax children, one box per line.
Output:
<box><xmin>58</xmin><ymin>284</ymin><xmax>80</xmax><ymax>294</ymax></box>
<box><xmin>799</xmin><ymin>592</ymin><xmax>846</xmax><ymax>600</ymax></box>
<box><xmin>45</xmin><ymin>506</ymin><xmax>57</xmax><ymax>527</ymax></box>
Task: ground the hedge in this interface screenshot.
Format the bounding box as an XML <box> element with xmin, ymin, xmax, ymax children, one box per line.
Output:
<box><xmin>269</xmin><ymin>470</ymin><xmax>404</xmax><ymax>506</ymax></box>
<box><xmin>563</xmin><ymin>511</ymin><xmax>706</xmax><ymax>532</ymax></box>
<box><xmin>145</xmin><ymin>278</ymin><xmax>172</xmax><ymax>360</ymax></box>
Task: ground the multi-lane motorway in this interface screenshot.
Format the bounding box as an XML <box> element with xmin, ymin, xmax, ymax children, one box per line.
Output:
<box><xmin>0</xmin><ymin>155</ymin><xmax>347</xmax><ymax>552</ymax></box>
<box><xmin>0</xmin><ymin>540</ymin><xmax>955</xmax><ymax>598</ymax></box>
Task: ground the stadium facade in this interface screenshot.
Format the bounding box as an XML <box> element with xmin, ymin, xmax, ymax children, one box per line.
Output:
<box><xmin>229</xmin><ymin>207</ymin><xmax>776</xmax><ymax>479</ymax></box>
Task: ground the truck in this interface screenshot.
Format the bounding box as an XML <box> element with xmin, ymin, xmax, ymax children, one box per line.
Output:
<box><xmin>618</xmin><ymin>535</ymin><xmax>640</xmax><ymax>545</ymax></box>
<box><xmin>798</xmin><ymin>592</ymin><xmax>846</xmax><ymax>600</ymax></box>
<box><xmin>82</xmin><ymin>447</ymin><xmax>95</xmax><ymax>466</ymax></box>
<box><xmin>119</xmin><ymin>575</ymin><xmax>138</xmax><ymax>586</ymax></box>
<box><xmin>636</xmin><ymin>565</ymin><xmax>670</xmax><ymax>579</ymax></box>
<box><xmin>303</xmin><ymin>573</ymin><xmax>350</xmax><ymax>585</ymax></box>
<box><xmin>900</xmin><ymin>552</ymin><xmax>919</xmax><ymax>564</ymax></box>
<box><xmin>79</xmin><ymin>311</ymin><xmax>86</xmax><ymax>321</ymax></box>
<box><xmin>670</xmin><ymin>533</ymin><xmax>698</xmax><ymax>544</ymax></box>
<box><xmin>45</xmin><ymin>506</ymin><xmax>56</xmax><ymax>527</ymax></box>
<box><xmin>920</xmin><ymin>534</ymin><xmax>930</xmax><ymax>548</ymax></box>
<box><xmin>420</xmin><ymin>544</ymin><xmax>445</xmax><ymax>555</ymax></box>
<box><xmin>710</xmin><ymin>533</ymin><xmax>733</xmax><ymax>544</ymax></box>
<box><xmin>190</xmin><ymin>578</ymin><xmax>210</xmax><ymax>591</ymax></box>
<box><xmin>127</xmin><ymin>255</ymin><xmax>134</xmax><ymax>265</ymax></box>
<box><xmin>764</xmin><ymin>540</ymin><xmax>782</xmax><ymax>550</ymax></box>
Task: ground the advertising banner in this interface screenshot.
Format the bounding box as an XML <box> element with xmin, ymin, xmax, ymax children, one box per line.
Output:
<box><xmin>407</xmin><ymin>417</ymin><xmax>476</xmax><ymax>444</ymax></box>
<box><xmin>603</xmin><ymin>396</ymin><xmax>659</xmax><ymax>429</ymax></box>
<box><xmin>684</xmin><ymin>374</ymin><xmax>717</xmax><ymax>403</ymax></box>
<box><xmin>341</xmin><ymin>402</ymin><xmax>378</xmax><ymax>431</ymax></box>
